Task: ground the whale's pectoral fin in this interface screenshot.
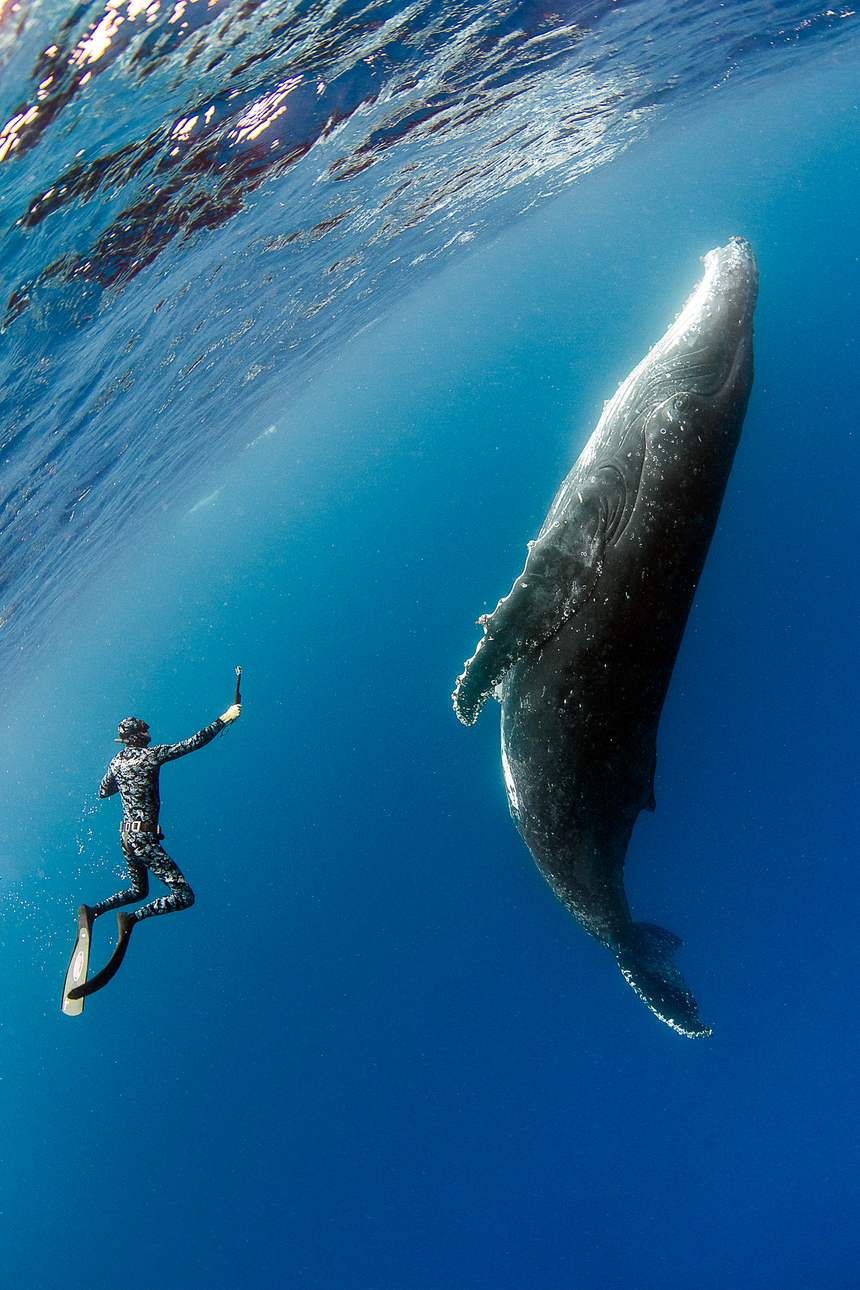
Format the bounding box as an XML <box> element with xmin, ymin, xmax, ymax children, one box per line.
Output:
<box><xmin>453</xmin><ymin>489</ymin><xmax>607</xmax><ymax>726</ymax></box>
<box><xmin>616</xmin><ymin>922</ymin><xmax>711</xmax><ymax>1038</ymax></box>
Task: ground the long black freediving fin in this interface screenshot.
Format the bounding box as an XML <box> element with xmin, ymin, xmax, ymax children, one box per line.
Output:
<box><xmin>65</xmin><ymin>912</ymin><xmax>135</xmax><ymax>1002</ymax></box>
<box><xmin>61</xmin><ymin>904</ymin><xmax>95</xmax><ymax>1016</ymax></box>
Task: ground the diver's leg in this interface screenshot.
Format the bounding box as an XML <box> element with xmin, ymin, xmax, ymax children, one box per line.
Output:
<box><xmin>90</xmin><ymin>843</ymin><xmax>149</xmax><ymax>918</ymax></box>
<box><xmin>126</xmin><ymin>838</ymin><xmax>194</xmax><ymax>924</ymax></box>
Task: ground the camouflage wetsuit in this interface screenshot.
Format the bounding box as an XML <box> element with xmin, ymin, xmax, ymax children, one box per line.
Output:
<box><xmin>94</xmin><ymin>718</ymin><xmax>226</xmax><ymax>924</ymax></box>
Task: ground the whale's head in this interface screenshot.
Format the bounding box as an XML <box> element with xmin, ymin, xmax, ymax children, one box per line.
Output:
<box><xmin>583</xmin><ymin>239</ymin><xmax>759</xmax><ymax>477</ymax></box>
<box><xmin>656</xmin><ymin>236</ymin><xmax>759</xmax><ymax>404</ymax></box>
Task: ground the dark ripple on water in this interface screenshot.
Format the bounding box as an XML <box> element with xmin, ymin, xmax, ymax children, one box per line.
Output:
<box><xmin>0</xmin><ymin>0</ymin><xmax>857</xmax><ymax>673</ymax></box>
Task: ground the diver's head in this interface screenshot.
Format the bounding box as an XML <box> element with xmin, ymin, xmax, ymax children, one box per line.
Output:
<box><xmin>115</xmin><ymin>717</ymin><xmax>151</xmax><ymax>747</ymax></box>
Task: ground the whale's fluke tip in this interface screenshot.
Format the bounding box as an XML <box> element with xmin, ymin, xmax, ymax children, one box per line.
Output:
<box><xmin>617</xmin><ymin>922</ymin><xmax>711</xmax><ymax>1039</ymax></box>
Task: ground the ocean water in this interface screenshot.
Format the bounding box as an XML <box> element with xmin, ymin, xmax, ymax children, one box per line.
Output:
<box><xmin>1</xmin><ymin>2</ymin><xmax>859</xmax><ymax>1288</ymax></box>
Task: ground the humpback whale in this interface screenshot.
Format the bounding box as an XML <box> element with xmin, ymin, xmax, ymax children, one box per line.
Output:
<box><xmin>453</xmin><ymin>239</ymin><xmax>758</xmax><ymax>1037</ymax></box>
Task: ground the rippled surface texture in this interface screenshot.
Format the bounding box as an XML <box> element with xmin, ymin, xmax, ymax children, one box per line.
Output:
<box><xmin>0</xmin><ymin>0</ymin><xmax>858</xmax><ymax>669</ymax></box>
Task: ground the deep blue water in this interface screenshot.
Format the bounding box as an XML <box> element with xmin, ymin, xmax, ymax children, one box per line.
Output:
<box><xmin>1</xmin><ymin>2</ymin><xmax>860</xmax><ymax>1288</ymax></box>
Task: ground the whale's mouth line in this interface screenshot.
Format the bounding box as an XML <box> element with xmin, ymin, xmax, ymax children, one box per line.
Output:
<box><xmin>675</xmin><ymin>327</ymin><xmax>753</xmax><ymax>404</ymax></box>
<box><xmin>667</xmin><ymin>335</ymin><xmax>750</xmax><ymax>401</ymax></box>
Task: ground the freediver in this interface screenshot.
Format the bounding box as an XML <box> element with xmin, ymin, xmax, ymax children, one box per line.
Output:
<box><xmin>63</xmin><ymin>701</ymin><xmax>240</xmax><ymax>1006</ymax></box>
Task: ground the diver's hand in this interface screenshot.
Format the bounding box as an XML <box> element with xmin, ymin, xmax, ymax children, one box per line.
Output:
<box><xmin>220</xmin><ymin>704</ymin><xmax>241</xmax><ymax>723</ymax></box>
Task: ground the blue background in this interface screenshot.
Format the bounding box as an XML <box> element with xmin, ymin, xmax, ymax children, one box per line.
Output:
<box><xmin>2</xmin><ymin>52</ymin><xmax>859</xmax><ymax>1290</ymax></box>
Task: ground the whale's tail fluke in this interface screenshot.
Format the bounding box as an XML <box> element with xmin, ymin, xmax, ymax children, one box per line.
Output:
<box><xmin>615</xmin><ymin>922</ymin><xmax>711</xmax><ymax>1038</ymax></box>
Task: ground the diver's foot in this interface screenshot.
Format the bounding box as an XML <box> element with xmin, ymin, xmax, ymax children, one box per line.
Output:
<box><xmin>66</xmin><ymin>912</ymin><xmax>136</xmax><ymax>1002</ymax></box>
